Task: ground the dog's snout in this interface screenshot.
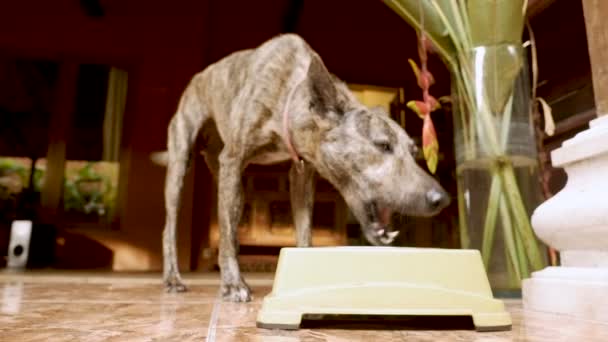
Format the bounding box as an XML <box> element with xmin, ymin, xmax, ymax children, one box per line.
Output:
<box><xmin>426</xmin><ymin>189</ymin><xmax>450</xmax><ymax>210</ymax></box>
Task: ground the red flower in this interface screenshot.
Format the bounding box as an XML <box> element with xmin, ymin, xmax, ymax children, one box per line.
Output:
<box><xmin>404</xmin><ymin>34</ymin><xmax>445</xmax><ymax>174</ymax></box>
<box><xmin>408</xmin><ymin>59</ymin><xmax>435</xmax><ymax>90</ymax></box>
<box><xmin>422</xmin><ymin>115</ymin><xmax>439</xmax><ymax>174</ymax></box>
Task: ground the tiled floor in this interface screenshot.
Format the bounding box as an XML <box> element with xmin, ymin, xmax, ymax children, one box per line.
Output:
<box><xmin>1</xmin><ymin>272</ymin><xmax>608</xmax><ymax>341</ymax></box>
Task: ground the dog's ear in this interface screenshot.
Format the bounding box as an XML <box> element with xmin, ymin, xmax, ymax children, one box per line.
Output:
<box><xmin>308</xmin><ymin>54</ymin><xmax>341</xmax><ymax>116</ymax></box>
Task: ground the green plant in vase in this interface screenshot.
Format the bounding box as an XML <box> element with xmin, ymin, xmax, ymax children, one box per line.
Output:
<box><xmin>384</xmin><ymin>0</ymin><xmax>546</xmax><ymax>288</ymax></box>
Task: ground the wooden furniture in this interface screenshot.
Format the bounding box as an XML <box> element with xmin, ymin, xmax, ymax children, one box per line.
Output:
<box><xmin>203</xmin><ymin>163</ymin><xmax>348</xmax><ymax>270</ymax></box>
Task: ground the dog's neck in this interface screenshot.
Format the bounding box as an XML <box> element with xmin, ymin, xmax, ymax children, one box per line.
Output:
<box><xmin>281</xmin><ymin>74</ymin><xmax>308</xmax><ymax>167</ymax></box>
<box><xmin>280</xmin><ymin>69</ymin><xmax>363</xmax><ymax>171</ymax></box>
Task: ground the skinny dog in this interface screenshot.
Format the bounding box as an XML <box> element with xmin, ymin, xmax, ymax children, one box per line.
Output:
<box><xmin>161</xmin><ymin>34</ymin><xmax>450</xmax><ymax>302</ymax></box>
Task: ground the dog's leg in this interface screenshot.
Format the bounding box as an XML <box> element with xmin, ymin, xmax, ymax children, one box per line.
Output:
<box><xmin>289</xmin><ymin>162</ymin><xmax>316</xmax><ymax>247</ymax></box>
<box><xmin>217</xmin><ymin>150</ymin><xmax>251</xmax><ymax>302</ymax></box>
<box><xmin>163</xmin><ymin>86</ymin><xmax>206</xmax><ymax>293</ymax></box>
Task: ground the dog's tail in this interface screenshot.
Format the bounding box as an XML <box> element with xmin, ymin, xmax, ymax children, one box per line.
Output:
<box><xmin>150</xmin><ymin>150</ymin><xmax>203</xmax><ymax>167</ymax></box>
<box><xmin>150</xmin><ymin>151</ymin><xmax>169</xmax><ymax>166</ymax></box>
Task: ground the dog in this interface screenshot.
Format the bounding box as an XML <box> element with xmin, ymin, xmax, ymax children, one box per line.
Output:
<box><xmin>160</xmin><ymin>34</ymin><xmax>450</xmax><ymax>302</ymax></box>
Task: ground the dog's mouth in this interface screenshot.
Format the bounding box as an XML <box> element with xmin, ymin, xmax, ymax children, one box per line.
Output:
<box><xmin>365</xmin><ymin>201</ymin><xmax>399</xmax><ymax>245</ymax></box>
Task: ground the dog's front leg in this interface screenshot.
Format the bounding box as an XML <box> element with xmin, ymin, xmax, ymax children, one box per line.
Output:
<box><xmin>289</xmin><ymin>162</ymin><xmax>316</xmax><ymax>247</ymax></box>
<box><xmin>217</xmin><ymin>151</ymin><xmax>251</xmax><ymax>302</ymax></box>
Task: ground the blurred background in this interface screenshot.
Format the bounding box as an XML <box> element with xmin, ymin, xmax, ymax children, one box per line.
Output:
<box><xmin>0</xmin><ymin>0</ymin><xmax>594</xmax><ymax>275</ymax></box>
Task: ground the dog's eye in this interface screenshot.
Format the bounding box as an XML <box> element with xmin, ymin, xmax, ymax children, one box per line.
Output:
<box><xmin>374</xmin><ymin>141</ymin><xmax>393</xmax><ymax>154</ymax></box>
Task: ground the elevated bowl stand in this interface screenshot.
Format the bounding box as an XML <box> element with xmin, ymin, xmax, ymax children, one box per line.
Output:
<box><xmin>256</xmin><ymin>247</ymin><xmax>511</xmax><ymax>332</ymax></box>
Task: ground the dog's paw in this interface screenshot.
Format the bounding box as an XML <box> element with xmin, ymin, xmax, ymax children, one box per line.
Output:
<box><xmin>164</xmin><ymin>278</ymin><xmax>188</xmax><ymax>293</ymax></box>
<box><xmin>220</xmin><ymin>280</ymin><xmax>252</xmax><ymax>302</ymax></box>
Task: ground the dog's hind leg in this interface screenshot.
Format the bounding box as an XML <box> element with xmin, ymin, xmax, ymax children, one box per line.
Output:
<box><xmin>163</xmin><ymin>82</ymin><xmax>207</xmax><ymax>293</ymax></box>
<box><xmin>289</xmin><ymin>162</ymin><xmax>315</xmax><ymax>247</ymax></box>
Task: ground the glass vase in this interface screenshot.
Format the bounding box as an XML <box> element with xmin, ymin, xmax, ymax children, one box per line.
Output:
<box><xmin>452</xmin><ymin>44</ymin><xmax>547</xmax><ymax>291</ymax></box>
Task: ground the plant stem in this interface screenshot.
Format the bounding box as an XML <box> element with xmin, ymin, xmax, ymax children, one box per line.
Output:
<box><xmin>503</xmin><ymin>239</ymin><xmax>517</xmax><ymax>289</ymax></box>
<box><xmin>512</xmin><ymin>208</ymin><xmax>531</xmax><ymax>279</ymax></box>
<box><xmin>449</xmin><ymin>0</ymin><xmax>471</xmax><ymax>48</ymax></box>
<box><xmin>500</xmin><ymin>95</ymin><xmax>514</xmax><ymax>151</ymax></box>
<box><xmin>481</xmin><ymin>172</ymin><xmax>501</xmax><ymax>267</ymax></box>
<box><xmin>499</xmin><ymin>192</ymin><xmax>522</xmax><ymax>284</ymax></box>
<box><xmin>500</xmin><ymin>164</ymin><xmax>545</xmax><ymax>271</ymax></box>
<box><xmin>452</xmin><ymin>73</ymin><xmax>475</xmax><ymax>159</ymax></box>
<box><xmin>500</xmin><ymin>188</ymin><xmax>531</xmax><ymax>285</ymax></box>
<box><xmin>383</xmin><ymin>0</ymin><xmax>458</xmax><ymax>71</ymax></box>
<box><xmin>456</xmin><ymin>172</ymin><xmax>471</xmax><ymax>249</ymax></box>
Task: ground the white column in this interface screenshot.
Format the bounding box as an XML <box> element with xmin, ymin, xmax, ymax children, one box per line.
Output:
<box><xmin>522</xmin><ymin>115</ymin><xmax>608</xmax><ymax>322</ymax></box>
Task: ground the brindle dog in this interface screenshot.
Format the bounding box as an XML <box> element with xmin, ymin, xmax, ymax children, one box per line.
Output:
<box><xmin>161</xmin><ymin>34</ymin><xmax>450</xmax><ymax>302</ymax></box>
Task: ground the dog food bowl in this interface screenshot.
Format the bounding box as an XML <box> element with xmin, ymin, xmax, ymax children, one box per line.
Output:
<box><xmin>256</xmin><ymin>246</ymin><xmax>511</xmax><ymax>332</ymax></box>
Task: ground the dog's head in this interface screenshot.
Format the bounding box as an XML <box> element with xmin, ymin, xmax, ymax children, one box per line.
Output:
<box><xmin>303</xmin><ymin>55</ymin><xmax>450</xmax><ymax>246</ymax></box>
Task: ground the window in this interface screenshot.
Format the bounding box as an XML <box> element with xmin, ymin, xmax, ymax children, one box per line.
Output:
<box><xmin>0</xmin><ymin>57</ymin><xmax>128</xmax><ymax>230</ymax></box>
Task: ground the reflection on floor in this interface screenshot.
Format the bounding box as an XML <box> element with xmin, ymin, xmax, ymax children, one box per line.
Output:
<box><xmin>1</xmin><ymin>271</ymin><xmax>607</xmax><ymax>341</ymax></box>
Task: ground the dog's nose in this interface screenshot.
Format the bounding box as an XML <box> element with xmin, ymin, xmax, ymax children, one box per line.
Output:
<box><xmin>426</xmin><ymin>189</ymin><xmax>450</xmax><ymax>210</ymax></box>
